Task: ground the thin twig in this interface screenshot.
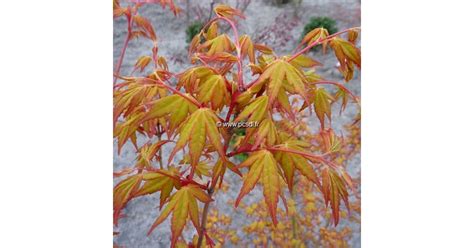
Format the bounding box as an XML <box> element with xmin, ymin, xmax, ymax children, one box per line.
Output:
<box><xmin>197</xmin><ymin>187</ymin><xmax>215</xmax><ymax>248</ymax></box>
<box><xmin>113</xmin><ymin>8</ymin><xmax>134</xmax><ymax>84</ymax></box>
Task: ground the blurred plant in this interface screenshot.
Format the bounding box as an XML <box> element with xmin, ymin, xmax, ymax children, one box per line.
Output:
<box><xmin>113</xmin><ymin>2</ymin><xmax>360</xmax><ymax>247</ymax></box>
<box><xmin>272</xmin><ymin>0</ymin><xmax>292</xmax><ymax>5</ymax></box>
<box><xmin>254</xmin><ymin>12</ymin><xmax>301</xmax><ymax>51</ymax></box>
<box><xmin>186</xmin><ymin>22</ymin><xmax>204</xmax><ymax>43</ymax></box>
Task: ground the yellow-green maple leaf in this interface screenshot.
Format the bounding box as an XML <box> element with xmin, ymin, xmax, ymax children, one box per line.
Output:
<box><xmin>235</xmin><ymin>150</ymin><xmax>283</xmax><ymax>225</ymax></box>
<box><xmin>234</xmin><ymin>95</ymin><xmax>268</xmax><ymax>123</ymax></box>
<box><xmin>142</xmin><ymin>94</ymin><xmax>198</xmax><ymax>134</ymax></box>
<box><xmin>170</xmin><ymin>108</ymin><xmax>226</xmax><ymax>167</ymax></box>
<box><xmin>197</xmin><ymin>74</ymin><xmax>230</xmax><ymax>110</ymax></box>
<box><xmin>135</xmin><ymin>168</ymin><xmax>181</xmax><ymax>208</ymax></box>
<box><xmin>177</xmin><ymin>66</ymin><xmax>215</xmax><ymax>93</ymax></box>
<box><xmin>113</xmin><ymin>174</ymin><xmax>142</xmax><ymax>225</ymax></box>
<box><xmin>147</xmin><ymin>185</ymin><xmax>212</xmax><ymax>247</ymax></box>
<box><xmin>321</xmin><ymin>167</ymin><xmax>351</xmax><ymax>226</ymax></box>
<box><xmin>274</xmin><ymin>139</ymin><xmax>321</xmax><ymax>192</ymax></box>
<box><xmin>199</xmin><ymin>34</ymin><xmax>235</xmax><ymax>56</ymax></box>
<box><xmin>313</xmin><ymin>87</ymin><xmax>334</xmax><ymax>129</ymax></box>
<box><xmin>253</xmin><ymin>59</ymin><xmax>310</xmax><ymax>106</ymax></box>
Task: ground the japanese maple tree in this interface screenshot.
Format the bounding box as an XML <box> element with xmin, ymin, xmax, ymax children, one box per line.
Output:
<box><xmin>113</xmin><ymin>2</ymin><xmax>361</xmax><ymax>247</ymax></box>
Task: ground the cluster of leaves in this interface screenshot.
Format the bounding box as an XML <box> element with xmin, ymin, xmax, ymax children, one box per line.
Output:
<box><xmin>239</xmin><ymin>177</ymin><xmax>359</xmax><ymax>248</ymax></box>
<box><xmin>182</xmin><ymin>120</ymin><xmax>361</xmax><ymax>247</ymax></box>
<box><xmin>113</xmin><ymin>2</ymin><xmax>360</xmax><ymax>247</ymax></box>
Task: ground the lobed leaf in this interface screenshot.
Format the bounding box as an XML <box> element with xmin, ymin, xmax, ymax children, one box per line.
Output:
<box><xmin>234</xmin><ymin>95</ymin><xmax>268</xmax><ymax>123</ymax></box>
<box><xmin>214</xmin><ymin>4</ymin><xmax>245</xmax><ymax>21</ymax></box>
<box><xmin>170</xmin><ymin>108</ymin><xmax>226</xmax><ymax>167</ymax></box>
<box><xmin>235</xmin><ymin>150</ymin><xmax>283</xmax><ymax>225</ymax></box>
<box><xmin>142</xmin><ymin>94</ymin><xmax>198</xmax><ymax>135</ymax></box>
<box><xmin>148</xmin><ymin>185</ymin><xmax>212</xmax><ymax>247</ymax></box>
<box><xmin>113</xmin><ymin>174</ymin><xmax>142</xmax><ymax>225</ymax></box>
<box><xmin>313</xmin><ymin>87</ymin><xmax>333</xmax><ymax>129</ymax></box>
<box><xmin>135</xmin><ymin>168</ymin><xmax>180</xmax><ymax>208</ymax></box>
<box><xmin>321</xmin><ymin>167</ymin><xmax>351</xmax><ymax>226</ymax></box>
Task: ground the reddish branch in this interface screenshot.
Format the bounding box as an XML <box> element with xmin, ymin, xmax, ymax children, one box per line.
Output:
<box><xmin>217</xmin><ymin>16</ymin><xmax>245</xmax><ymax>91</ymax></box>
<box><xmin>114</xmin><ymin>7</ymin><xmax>135</xmax><ymax>84</ymax></box>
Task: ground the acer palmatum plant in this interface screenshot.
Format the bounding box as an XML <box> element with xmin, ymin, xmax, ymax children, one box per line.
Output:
<box><xmin>114</xmin><ymin>2</ymin><xmax>360</xmax><ymax>247</ymax></box>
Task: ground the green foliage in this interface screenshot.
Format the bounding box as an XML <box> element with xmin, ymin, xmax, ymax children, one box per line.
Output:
<box><xmin>186</xmin><ymin>22</ymin><xmax>203</xmax><ymax>43</ymax></box>
<box><xmin>273</xmin><ymin>0</ymin><xmax>292</xmax><ymax>5</ymax></box>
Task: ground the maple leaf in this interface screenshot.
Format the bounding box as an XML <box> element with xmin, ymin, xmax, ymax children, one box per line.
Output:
<box><xmin>196</xmin><ymin>74</ymin><xmax>231</xmax><ymax>110</ymax></box>
<box><xmin>113</xmin><ymin>174</ymin><xmax>142</xmax><ymax>225</ymax></box>
<box><xmin>170</xmin><ymin>108</ymin><xmax>226</xmax><ymax>167</ymax></box>
<box><xmin>198</xmin><ymin>34</ymin><xmax>235</xmax><ymax>56</ymax></box>
<box><xmin>253</xmin><ymin>59</ymin><xmax>310</xmax><ymax>106</ymax></box>
<box><xmin>304</xmin><ymin>69</ymin><xmax>322</xmax><ymax>83</ymax></box>
<box><xmin>148</xmin><ymin>185</ymin><xmax>213</xmax><ymax>247</ymax></box>
<box><xmin>142</xmin><ymin>94</ymin><xmax>198</xmax><ymax>135</ymax></box>
<box><xmin>239</xmin><ymin>118</ymin><xmax>278</xmax><ymax>150</ymax></box>
<box><xmin>273</xmin><ymin>139</ymin><xmax>322</xmax><ymax>192</ymax></box>
<box><xmin>135</xmin><ymin>168</ymin><xmax>181</xmax><ymax>208</ymax></box>
<box><xmin>235</xmin><ymin>78</ymin><xmax>267</xmax><ymax>107</ymax></box>
<box><xmin>114</xmin><ymin>112</ymin><xmax>143</xmax><ymax>153</ymax></box>
<box><xmin>289</xmin><ymin>54</ymin><xmax>321</xmax><ymax>69</ymax></box>
<box><xmin>113</xmin><ymin>0</ymin><xmax>126</xmax><ymax>18</ymax></box>
<box><xmin>196</xmin><ymin>52</ymin><xmax>238</xmax><ymax>64</ymax></box>
<box><xmin>234</xmin><ymin>95</ymin><xmax>269</xmax><ymax>123</ymax></box>
<box><xmin>133</xmin><ymin>15</ymin><xmax>157</xmax><ymax>41</ymax></box>
<box><xmin>239</xmin><ymin>35</ymin><xmax>255</xmax><ymax>63</ymax></box>
<box><xmin>300</xmin><ymin>27</ymin><xmax>329</xmax><ymax>52</ymax></box>
<box><xmin>113</xmin><ymin>79</ymin><xmax>167</xmax><ymax>124</ymax></box>
<box><xmin>254</xmin><ymin>43</ymin><xmax>274</xmax><ymax>55</ymax></box>
<box><xmin>205</xmin><ymin>22</ymin><xmax>219</xmax><ymax>40</ymax></box>
<box><xmin>335</xmin><ymin>87</ymin><xmax>349</xmax><ymax>114</ymax></box>
<box><xmin>235</xmin><ymin>150</ymin><xmax>283</xmax><ymax>225</ymax></box>
<box><xmin>214</xmin><ymin>4</ymin><xmax>245</xmax><ymax>22</ymax></box>
<box><xmin>347</xmin><ymin>29</ymin><xmax>359</xmax><ymax>44</ymax></box>
<box><xmin>211</xmin><ymin>159</ymin><xmax>242</xmax><ymax>189</ymax></box>
<box><xmin>318</xmin><ymin>128</ymin><xmax>342</xmax><ymax>153</ymax></box>
<box><xmin>195</xmin><ymin>161</ymin><xmax>212</xmax><ymax>178</ymax></box>
<box><xmin>177</xmin><ymin>66</ymin><xmax>215</xmax><ymax>93</ymax></box>
<box><xmin>134</xmin><ymin>55</ymin><xmax>152</xmax><ymax>73</ymax></box>
<box><xmin>313</xmin><ymin>87</ymin><xmax>334</xmax><ymax>129</ymax></box>
<box><xmin>330</xmin><ymin>37</ymin><xmax>361</xmax><ymax>81</ymax></box>
<box><xmin>321</xmin><ymin>167</ymin><xmax>351</xmax><ymax>226</ymax></box>
<box><xmin>135</xmin><ymin>140</ymin><xmax>170</xmax><ymax>169</ymax></box>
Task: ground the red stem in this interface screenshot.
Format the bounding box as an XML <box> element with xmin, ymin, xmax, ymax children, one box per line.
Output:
<box><xmin>114</xmin><ymin>8</ymin><xmax>134</xmax><ymax>84</ymax></box>
<box><xmin>216</xmin><ymin>16</ymin><xmax>244</xmax><ymax>91</ymax></box>
<box><xmin>227</xmin><ymin>147</ymin><xmax>257</xmax><ymax>157</ymax></box>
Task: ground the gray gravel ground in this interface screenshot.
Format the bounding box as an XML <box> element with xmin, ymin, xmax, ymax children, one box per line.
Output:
<box><xmin>114</xmin><ymin>0</ymin><xmax>360</xmax><ymax>247</ymax></box>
